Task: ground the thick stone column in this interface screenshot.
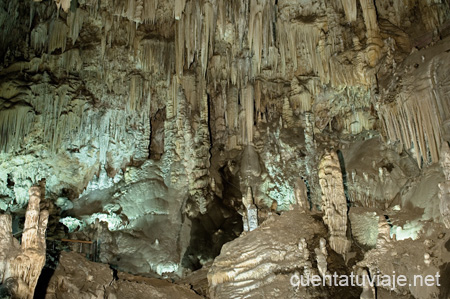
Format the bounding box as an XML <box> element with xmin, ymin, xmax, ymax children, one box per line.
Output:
<box><xmin>1</xmin><ymin>186</ymin><xmax>49</xmax><ymax>299</ymax></box>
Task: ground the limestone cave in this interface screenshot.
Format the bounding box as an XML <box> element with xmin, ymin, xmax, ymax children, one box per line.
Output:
<box><xmin>0</xmin><ymin>0</ymin><xmax>450</xmax><ymax>298</ymax></box>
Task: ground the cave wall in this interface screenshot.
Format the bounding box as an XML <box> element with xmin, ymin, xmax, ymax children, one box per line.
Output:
<box><xmin>0</xmin><ymin>0</ymin><xmax>450</xmax><ymax>279</ymax></box>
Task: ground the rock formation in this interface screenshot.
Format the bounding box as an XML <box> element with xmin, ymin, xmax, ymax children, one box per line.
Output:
<box><xmin>207</xmin><ymin>211</ymin><xmax>336</xmax><ymax>299</ymax></box>
<box><xmin>0</xmin><ymin>186</ymin><xmax>48</xmax><ymax>299</ymax></box>
<box><xmin>318</xmin><ymin>151</ymin><xmax>351</xmax><ymax>256</ymax></box>
<box><xmin>0</xmin><ymin>0</ymin><xmax>450</xmax><ymax>298</ymax></box>
<box><xmin>45</xmin><ymin>251</ymin><xmax>203</xmax><ymax>299</ymax></box>
<box><xmin>242</xmin><ymin>187</ymin><xmax>258</xmax><ymax>232</ymax></box>
<box><xmin>439</xmin><ymin>142</ymin><xmax>450</xmax><ymax>228</ymax></box>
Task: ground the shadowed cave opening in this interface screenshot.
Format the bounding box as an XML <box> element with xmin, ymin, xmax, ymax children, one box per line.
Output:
<box><xmin>182</xmin><ymin>198</ymin><xmax>243</xmax><ymax>271</ymax></box>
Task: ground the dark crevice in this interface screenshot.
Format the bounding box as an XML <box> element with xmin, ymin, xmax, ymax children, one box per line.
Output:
<box><xmin>110</xmin><ymin>265</ymin><xmax>119</xmax><ymax>281</ymax></box>
<box><xmin>181</xmin><ymin>197</ymin><xmax>242</xmax><ymax>271</ymax></box>
<box><xmin>302</xmin><ymin>177</ymin><xmax>313</xmax><ymax>211</ymax></box>
<box><xmin>33</xmin><ymin>240</ymin><xmax>62</xmax><ymax>299</ymax></box>
<box><xmin>336</xmin><ymin>150</ymin><xmax>350</xmax><ymax>208</ymax></box>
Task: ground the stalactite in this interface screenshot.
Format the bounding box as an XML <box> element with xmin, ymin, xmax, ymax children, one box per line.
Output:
<box><xmin>276</xmin><ymin>20</ymin><xmax>333</xmax><ymax>84</ymax></box>
<box><xmin>126</xmin><ymin>0</ymin><xmax>137</xmax><ymax>23</ymax></box>
<box><xmin>225</xmin><ymin>86</ymin><xmax>239</xmax><ymax>149</ymax></box>
<box><xmin>201</xmin><ymin>2</ymin><xmax>214</xmax><ymax>78</ymax></box>
<box><xmin>175</xmin><ymin>21</ymin><xmax>185</xmax><ymax>76</ymax></box>
<box><xmin>142</xmin><ymin>0</ymin><xmax>158</xmax><ymax>24</ymax></box>
<box><xmin>0</xmin><ymin>106</ymin><xmax>34</xmax><ymax>153</ymax></box>
<box><xmin>174</xmin><ymin>0</ymin><xmax>186</xmax><ymax>20</ymax></box>
<box><xmin>341</xmin><ymin>0</ymin><xmax>357</xmax><ymax>22</ymax></box>
<box><xmin>248</xmin><ymin>0</ymin><xmax>263</xmax><ymax>75</ymax></box>
<box><xmin>134</xmin><ymin>0</ymin><xmax>144</xmax><ymax>24</ymax></box>
<box><xmin>359</xmin><ymin>0</ymin><xmax>383</xmax><ymax>67</ymax></box>
<box><xmin>343</xmin><ymin>110</ymin><xmax>374</xmax><ymax>134</ymax></box>
<box><xmin>67</xmin><ymin>8</ymin><xmax>85</xmax><ymax>45</ymax></box>
<box><xmin>419</xmin><ymin>0</ymin><xmax>450</xmax><ymax>31</ymax></box>
<box><xmin>140</xmin><ymin>39</ymin><xmax>175</xmax><ymax>79</ymax></box>
<box><xmin>379</xmin><ymin>91</ymin><xmax>442</xmax><ymax>166</ymax></box>
<box><xmin>127</xmin><ymin>19</ymin><xmax>136</xmax><ymax>49</ymax></box>
<box><xmin>290</xmin><ymin>77</ymin><xmax>313</xmax><ymax>113</ymax></box>
<box><xmin>48</xmin><ymin>19</ymin><xmax>68</xmax><ymax>53</ymax></box>
<box><xmin>242</xmin><ymin>85</ymin><xmax>254</xmax><ymax>145</ymax></box>
<box><xmin>59</xmin><ymin>49</ymin><xmax>82</xmax><ymax>73</ymax></box>
<box><xmin>217</xmin><ymin>0</ymin><xmax>226</xmax><ymax>38</ymax></box>
<box><xmin>129</xmin><ymin>75</ymin><xmax>144</xmax><ymax>112</ymax></box>
<box><xmin>31</xmin><ymin>23</ymin><xmax>48</xmax><ymax>52</ymax></box>
<box><xmin>55</xmin><ymin>0</ymin><xmax>71</xmax><ymax>13</ymax></box>
<box><xmin>184</xmin><ymin>1</ymin><xmax>199</xmax><ymax>71</ymax></box>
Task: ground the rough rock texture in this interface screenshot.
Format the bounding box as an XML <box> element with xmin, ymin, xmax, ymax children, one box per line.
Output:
<box><xmin>1</xmin><ymin>0</ymin><xmax>450</xmax><ymax>297</ymax></box>
<box><xmin>439</xmin><ymin>142</ymin><xmax>450</xmax><ymax>228</ymax></box>
<box><xmin>349</xmin><ymin>207</ymin><xmax>380</xmax><ymax>248</ymax></box>
<box><xmin>0</xmin><ymin>186</ymin><xmax>48</xmax><ymax>299</ymax></box>
<box><xmin>357</xmin><ymin>223</ymin><xmax>450</xmax><ymax>299</ymax></box>
<box><xmin>378</xmin><ymin>35</ymin><xmax>450</xmax><ymax>167</ymax></box>
<box><xmin>319</xmin><ymin>151</ymin><xmax>351</xmax><ymax>255</ymax></box>
<box><xmin>45</xmin><ymin>251</ymin><xmax>203</xmax><ymax>299</ymax></box>
<box><xmin>1</xmin><ymin>0</ymin><xmax>447</xmax><ymax>213</ymax></box>
<box><xmin>45</xmin><ymin>251</ymin><xmax>114</xmax><ymax>299</ymax></box>
<box><xmin>207</xmin><ymin>210</ymin><xmax>360</xmax><ymax>299</ymax></box>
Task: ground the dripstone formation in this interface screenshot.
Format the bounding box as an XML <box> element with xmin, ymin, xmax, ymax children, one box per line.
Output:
<box><xmin>0</xmin><ymin>0</ymin><xmax>450</xmax><ymax>298</ymax></box>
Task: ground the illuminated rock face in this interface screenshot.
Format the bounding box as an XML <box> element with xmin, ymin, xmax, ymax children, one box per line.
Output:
<box><xmin>207</xmin><ymin>211</ymin><xmax>335</xmax><ymax>299</ymax></box>
<box><xmin>1</xmin><ymin>0</ymin><xmax>450</xmax><ymax>298</ymax></box>
<box><xmin>0</xmin><ymin>186</ymin><xmax>48</xmax><ymax>299</ymax></box>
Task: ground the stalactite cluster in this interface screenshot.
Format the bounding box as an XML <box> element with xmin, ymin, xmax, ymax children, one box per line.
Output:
<box><xmin>0</xmin><ymin>0</ymin><xmax>450</xmax><ymax>295</ymax></box>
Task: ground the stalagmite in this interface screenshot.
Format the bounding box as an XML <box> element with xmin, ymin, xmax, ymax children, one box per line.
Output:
<box><xmin>359</xmin><ymin>269</ymin><xmax>376</xmax><ymax>299</ymax></box>
<box><xmin>294</xmin><ymin>178</ymin><xmax>309</xmax><ymax>211</ymax></box>
<box><xmin>242</xmin><ymin>187</ymin><xmax>258</xmax><ymax>232</ymax></box>
<box><xmin>2</xmin><ymin>1</ymin><xmax>450</xmax><ymax>298</ymax></box>
<box><xmin>319</xmin><ymin>151</ymin><xmax>351</xmax><ymax>256</ymax></box>
<box><xmin>376</xmin><ymin>216</ymin><xmax>391</xmax><ymax>251</ymax></box>
<box><xmin>240</xmin><ymin>145</ymin><xmax>261</xmax><ymax>181</ymax></box>
<box><xmin>0</xmin><ymin>186</ymin><xmax>48</xmax><ymax>299</ymax></box>
<box><xmin>315</xmin><ymin>238</ymin><xmax>329</xmax><ymax>279</ymax></box>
